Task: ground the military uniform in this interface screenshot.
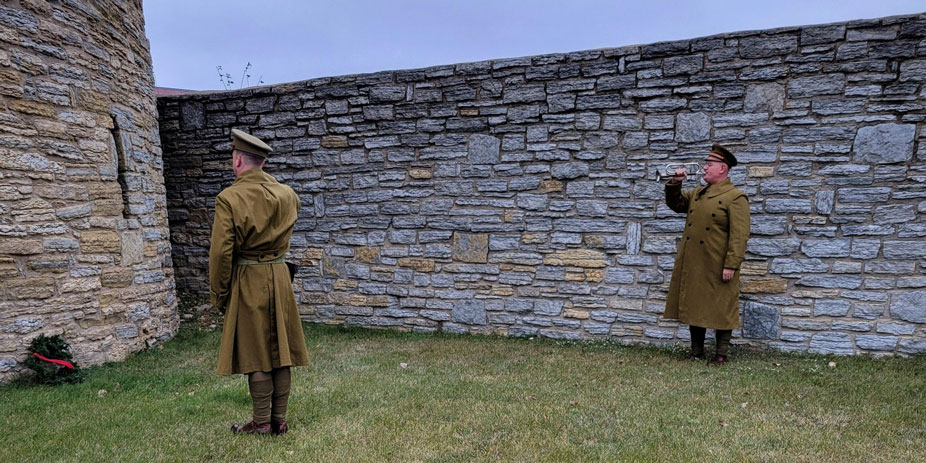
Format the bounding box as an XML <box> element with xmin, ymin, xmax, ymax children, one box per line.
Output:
<box><xmin>663</xmin><ymin>178</ymin><xmax>750</xmax><ymax>329</ymax></box>
<box><xmin>663</xmin><ymin>144</ymin><xmax>750</xmax><ymax>364</ymax></box>
<box><xmin>210</xmin><ymin>129</ymin><xmax>307</xmax><ymax>435</ymax></box>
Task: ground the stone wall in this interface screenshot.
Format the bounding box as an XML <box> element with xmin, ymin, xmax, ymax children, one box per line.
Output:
<box><xmin>159</xmin><ymin>13</ymin><xmax>926</xmax><ymax>355</ymax></box>
<box><xmin>0</xmin><ymin>0</ymin><xmax>178</xmax><ymax>381</ymax></box>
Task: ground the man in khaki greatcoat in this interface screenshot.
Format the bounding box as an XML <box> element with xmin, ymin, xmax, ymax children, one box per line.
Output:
<box><xmin>210</xmin><ymin>129</ymin><xmax>309</xmax><ymax>435</ymax></box>
<box><xmin>663</xmin><ymin>144</ymin><xmax>750</xmax><ymax>365</ymax></box>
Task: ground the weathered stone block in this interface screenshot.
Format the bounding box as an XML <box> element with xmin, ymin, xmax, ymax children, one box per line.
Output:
<box><xmin>675</xmin><ymin>112</ymin><xmax>710</xmax><ymax>142</ymax></box>
<box><xmin>890</xmin><ymin>290</ymin><xmax>926</xmax><ymax>323</ymax></box>
<box><xmin>0</xmin><ymin>239</ymin><xmax>43</xmax><ymax>255</ymax></box>
<box><xmin>856</xmin><ymin>335</ymin><xmax>897</xmax><ymax>351</ymax></box>
<box><xmin>742</xmin><ymin>301</ymin><xmax>779</xmax><ymax>339</ymax></box>
<box><xmin>741</xmin><ymin>278</ymin><xmax>788</xmax><ymax>294</ymax></box>
<box><xmin>809</xmin><ymin>332</ymin><xmax>854</xmax><ymax>355</ymax></box>
<box><xmin>452</xmin><ymin>299</ymin><xmax>486</xmax><ymax>325</ymax></box>
<box><xmin>3</xmin><ymin>277</ymin><xmax>55</xmax><ymax>299</ymax></box>
<box><xmin>744</xmin><ymin>83</ymin><xmax>785</xmax><ymax>113</ymax></box>
<box><xmin>80</xmin><ymin>231</ymin><xmax>121</xmax><ymax>254</ymax></box>
<box><xmin>543</xmin><ymin>250</ymin><xmax>607</xmax><ymax>268</ymax></box>
<box><xmin>452</xmin><ymin>233</ymin><xmax>488</xmax><ymax>263</ymax></box>
<box><xmin>468</xmin><ymin>134</ymin><xmax>500</xmax><ymax>164</ymax></box>
<box><xmin>852</xmin><ymin>123</ymin><xmax>915</xmax><ymax>164</ymax></box>
<box><xmin>397</xmin><ymin>258</ymin><xmax>434</xmax><ymax>272</ymax></box>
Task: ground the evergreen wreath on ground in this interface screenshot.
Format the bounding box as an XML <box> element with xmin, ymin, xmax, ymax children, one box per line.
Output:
<box><xmin>24</xmin><ymin>334</ymin><xmax>84</xmax><ymax>385</ymax></box>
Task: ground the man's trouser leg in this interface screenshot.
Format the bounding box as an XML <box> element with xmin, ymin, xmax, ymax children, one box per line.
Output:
<box><xmin>689</xmin><ymin>325</ymin><xmax>706</xmax><ymax>358</ymax></box>
<box><xmin>248</xmin><ymin>371</ymin><xmax>273</xmax><ymax>424</ymax></box>
<box><xmin>271</xmin><ymin>367</ymin><xmax>291</xmax><ymax>424</ymax></box>
<box><xmin>715</xmin><ymin>330</ymin><xmax>733</xmax><ymax>357</ymax></box>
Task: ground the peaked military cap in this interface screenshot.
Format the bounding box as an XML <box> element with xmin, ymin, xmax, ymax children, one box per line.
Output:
<box><xmin>230</xmin><ymin>128</ymin><xmax>272</xmax><ymax>158</ymax></box>
<box><xmin>707</xmin><ymin>143</ymin><xmax>738</xmax><ymax>167</ymax></box>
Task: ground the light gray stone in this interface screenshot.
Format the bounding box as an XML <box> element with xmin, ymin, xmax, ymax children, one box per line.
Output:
<box><xmin>890</xmin><ymin>290</ymin><xmax>926</xmax><ymax>323</ymax></box>
<box><xmin>855</xmin><ymin>335</ymin><xmax>897</xmax><ymax>351</ymax></box>
<box><xmin>744</xmin><ymin>83</ymin><xmax>785</xmax><ymax>113</ymax></box>
<box><xmin>675</xmin><ymin>113</ymin><xmax>711</xmax><ymax>142</ymax></box>
<box><xmin>852</xmin><ymin>123</ymin><xmax>915</xmax><ymax>164</ymax></box>
<box><xmin>468</xmin><ymin>135</ymin><xmax>500</xmax><ymax>164</ymax></box>
<box><xmin>809</xmin><ymin>332</ymin><xmax>854</xmax><ymax>355</ymax></box>
<box><xmin>452</xmin><ymin>300</ymin><xmax>487</xmax><ymax>325</ymax></box>
<box><xmin>551</xmin><ymin>162</ymin><xmax>590</xmax><ymax>180</ymax></box>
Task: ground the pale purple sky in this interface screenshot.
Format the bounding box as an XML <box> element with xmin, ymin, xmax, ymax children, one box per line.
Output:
<box><xmin>144</xmin><ymin>1</ymin><xmax>924</xmax><ymax>91</ymax></box>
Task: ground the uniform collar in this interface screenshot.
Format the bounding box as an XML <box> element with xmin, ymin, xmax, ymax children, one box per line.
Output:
<box><xmin>232</xmin><ymin>168</ymin><xmax>276</xmax><ymax>185</ymax></box>
<box><xmin>705</xmin><ymin>178</ymin><xmax>734</xmax><ymax>198</ymax></box>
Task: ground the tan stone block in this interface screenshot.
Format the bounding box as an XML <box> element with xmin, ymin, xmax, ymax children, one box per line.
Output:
<box><xmin>366</xmin><ymin>295</ymin><xmax>391</xmax><ymax>307</ymax></box>
<box><xmin>333</xmin><ymin>279</ymin><xmax>357</xmax><ymax>290</ymax></box>
<box><xmin>522</xmin><ymin>234</ymin><xmax>545</xmax><ymax>244</ymax></box>
<box><xmin>565</xmin><ymin>272</ymin><xmax>585</xmax><ymax>282</ymax></box>
<box><xmin>510</xmin><ymin>265</ymin><xmax>534</xmax><ymax>272</ymax></box>
<box><xmin>4</xmin><ymin>277</ymin><xmax>55</xmax><ymax>299</ymax></box>
<box><xmin>355</xmin><ymin>247</ymin><xmax>379</xmax><ymax>263</ymax></box>
<box><xmin>459</xmin><ymin>108</ymin><xmax>479</xmax><ymax>116</ymax></box>
<box><xmin>349</xmin><ymin>294</ymin><xmax>367</xmax><ymax>306</ymax></box>
<box><xmin>87</xmin><ymin>182</ymin><xmax>122</xmax><ymax>199</ymax></box>
<box><xmin>491</xmin><ymin>286</ymin><xmax>515</xmax><ymax>296</ymax></box>
<box><xmin>305</xmin><ymin>248</ymin><xmax>324</xmax><ymax>259</ymax></box>
<box><xmin>80</xmin><ymin>231</ymin><xmax>121</xmax><ymax>253</ymax></box>
<box><xmin>409</xmin><ymin>168</ymin><xmax>432</xmax><ymax>179</ymax></box>
<box><xmin>540</xmin><ymin>180</ymin><xmax>563</xmax><ymax>193</ymax></box>
<box><xmin>499</xmin><ymin>264</ymin><xmax>514</xmax><ymax>271</ymax></box>
<box><xmin>741</xmin><ymin>262</ymin><xmax>768</xmax><ymax>276</ymax></box>
<box><xmin>397</xmin><ymin>258</ymin><xmax>435</xmax><ymax>272</ymax></box>
<box><xmin>101</xmin><ymin>268</ymin><xmax>134</xmax><ymax>288</ymax></box>
<box><xmin>97</xmin><ymin>291</ymin><xmax>121</xmax><ymax>307</ymax></box>
<box><xmin>543</xmin><ymin>249</ymin><xmax>607</xmax><ymax>268</ymax></box>
<box><xmin>584</xmin><ymin>235</ymin><xmax>605</xmax><ymax>247</ymax></box>
<box><xmin>503</xmin><ymin>210</ymin><xmax>523</xmax><ymax>223</ymax></box>
<box><xmin>791</xmin><ymin>289</ymin><xmax>839</xmax><ymax>298</ymax></box>
<box><xmin>749</xmin><ymin>166</ymin><xmax>775</xmax><ymax>178</ymax></box>
<box><xmin>564</xmin><ymin>309</ymin><xmax>590</xmax><ymax>319</ymax></box>
<box><xmin>609</xmin><ymin>299</ymin><xmax>643</xmax><ymax>310</ymax></box>
<box><xmin>452</xmin><ymin>233</ymin><xmax>488</xmax><ymax>263</ymax></box>
<box><xmin>321</xmin><ymin>135</ymin><xmax>348</xmax><ymax>148</ymax></box>
<box><xmin>60</xmin><ymin>277</ymin><xmax>102</xmax><ymax>293</ymax></box>
<box><xmin>0</xmin><ymin>239</ymin><xmax>43</xmax><ymax>255</ymax></box>
<box><xmin>0</xmin><ymin>257</ymin><xmax>19</xmax><ymax>278</ymax></box>
<box><xmin>121</xmin><ymin>230</ymin><xmax>144</xmax><ymax>265</ymax></box>
<box><xmin>585</xmin><ymin>269</ymin><xmax>604</xmax><ymax>282</ymax></box>
<box><xmin>741</xmin><ymin>278</ymin><xmax>788</xmax><ymax>294</ymax></box>
<box><xmin>9</xmin><ymin>99</ymin><xmax>56</xmax><ymax>117</ymax></box>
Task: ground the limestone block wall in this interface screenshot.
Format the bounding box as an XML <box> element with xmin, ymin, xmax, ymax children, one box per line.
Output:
<box><xmin>0</xmin><ymin>0</ymin><xmax>178</xmax><ymax>381</ymax></box>
<box><xmin>159</xmin><ymin>13</ymin><xmax>926</xmax><ymax>355</ymax></box>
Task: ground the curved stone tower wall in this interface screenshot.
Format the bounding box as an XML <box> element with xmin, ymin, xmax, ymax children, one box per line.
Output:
<box><xmin>0</xmin><ymin>0</ymin><xmax>178</xmax><ymax>381</ymax></box>
<box><xmin>159</xmin><ymin>13</ymin><xmax>926</xmax><ymax>355</ymax></box>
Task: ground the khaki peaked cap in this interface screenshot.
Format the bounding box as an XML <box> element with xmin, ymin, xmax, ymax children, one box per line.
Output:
<box><xmin>231</xmin><ymin>128</ymin><xmax>272</xmax><ymax>158</ymax></box>
<box><xmin>708</xmin><ymin>143</ymin><xmax>738</xmax><ymax>167</ymax></box>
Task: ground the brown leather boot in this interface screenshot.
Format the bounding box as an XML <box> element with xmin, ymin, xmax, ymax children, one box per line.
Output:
<box><xmin>709</xmin><ymin>354</ymin><xmax>728</xmax><ymax>366</ymax></box>
<box><xmin>271</xmin><ymin>420</ymin><xmax>288</xmax><ymax>436</ymax></box>
<box><xmin>231</xmin><ymin>421</ymin><xmax>271</xmax><ymax>435</ymax></box>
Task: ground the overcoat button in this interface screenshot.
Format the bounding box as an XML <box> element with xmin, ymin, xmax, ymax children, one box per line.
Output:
<box><xmin>706</xmin><ymin>227</ymin><xmax>710</xmax><ymax>231</ymax></box>
<box><xmin>699</xmin><ymin>240</ymin><xmax>704</xmax><ymax>244</ymax></box>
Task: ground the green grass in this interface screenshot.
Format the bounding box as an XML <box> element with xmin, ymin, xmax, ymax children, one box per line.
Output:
<box><xmin>2</xmin><ymin>323</ymin><xmax>924</xmax><ymax>463</ymax></box>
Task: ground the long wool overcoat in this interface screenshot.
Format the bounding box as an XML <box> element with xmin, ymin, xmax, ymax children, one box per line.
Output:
<box><xmin>210</xmin><ymin>169</ymin><xmax>309</xmax><ymax>376</ymax></box>
<box><xmin>664</xmin><ymin>178</ymin><xmax>751</xmax><ymax>330</ymax></box>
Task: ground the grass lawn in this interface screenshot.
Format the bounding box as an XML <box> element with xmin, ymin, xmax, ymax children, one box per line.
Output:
<box><xmin>2</xmin><ymin>322</ymin><xmax>924</xmax><ymax>463</ymax></box>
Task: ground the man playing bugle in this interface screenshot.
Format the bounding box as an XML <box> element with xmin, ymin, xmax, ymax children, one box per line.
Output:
<box><xmin>663</xmin><ymin>144</ymin><xmax>750</xmax><ymax>365</ymax></box>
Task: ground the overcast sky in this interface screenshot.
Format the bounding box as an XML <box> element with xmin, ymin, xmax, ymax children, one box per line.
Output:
<box><xmin>144</xmin><ymin>1</ymin><xmax>924</xmax><ymax>91</ymax></box>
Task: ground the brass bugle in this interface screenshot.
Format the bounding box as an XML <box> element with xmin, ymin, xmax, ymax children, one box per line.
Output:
<box><xmin>655</xmin><ymin>162</ymin><xmax>703</xmax><ymax>182</ymax></box>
